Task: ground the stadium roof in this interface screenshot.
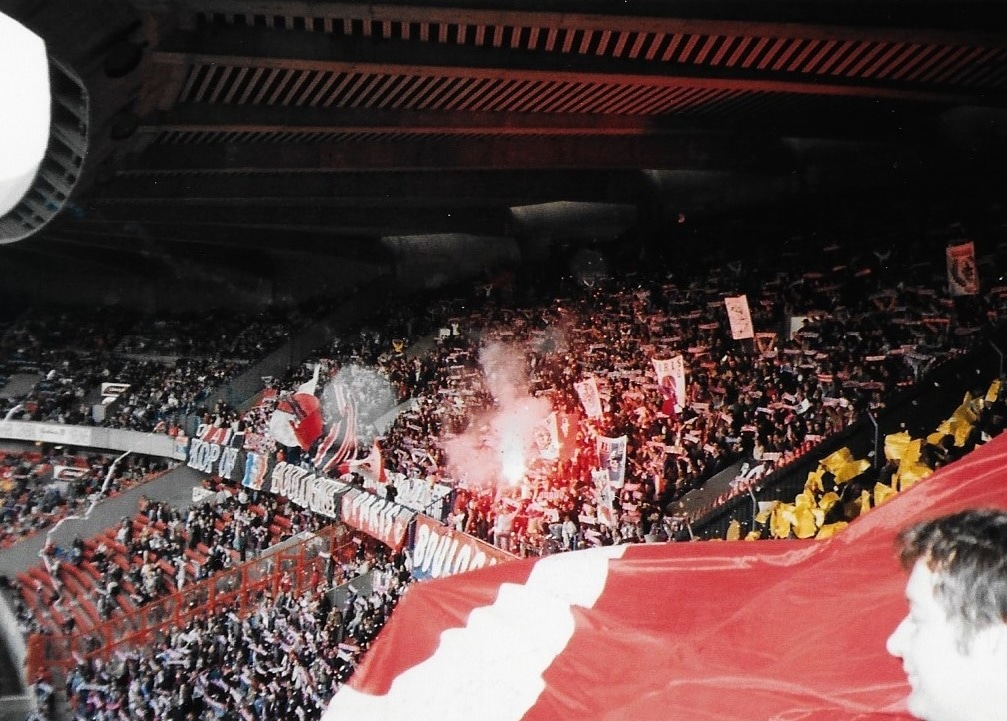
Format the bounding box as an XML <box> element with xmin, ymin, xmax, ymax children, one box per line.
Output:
<box><xmin>3</xmin><ymin>1</ymin><xmax>1007</xmax><ymax>268</ymax></box>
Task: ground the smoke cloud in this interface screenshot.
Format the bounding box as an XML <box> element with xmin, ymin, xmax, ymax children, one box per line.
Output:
<box><xmin>442</xmin><ymin>341</ymin><xmax>553</xmax><ymax>490</ymax></box>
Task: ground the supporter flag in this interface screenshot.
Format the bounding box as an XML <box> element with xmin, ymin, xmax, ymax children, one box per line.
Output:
<box><xmin>724</xmin><ymin>294</ymin><xmax>754</xmax><ymax>339</ymax></box>
<box><xmin>754</xmin><ymin>332</ymin><xmax>777</xmax><ymax>356</ymax></box>
<box><xmin>596</xmin><ymin>435</ymin><xmax>627</xmax><ymax>489</ymax></box>
<box><xmin>532</xmin><ymin>412</ymin><xmax>560</xmax><ymax>461</ymax></box>
<box><xmin>946</xmin><ymin>241</ymin><xmax>979</xmax><ymax>296</ymax></box>
<box><xmin>651</xmin><ymin>356</ymin><xmax>685</xmax><ymax>417</ymax></box>
<box><xmin>269</xmin><ymin>364</ymin><xmax>324</xmax><ymax>450</ymax></box>
<box><xmin>196</xmin><ymin>423</ymin><xmax>236</xmax><ymax>447</ymax></box>
<box><xmin>591</xmin><ymin>469</ymin><xmax>616</xmax><ymax>528</ymax></box>
<box><xmin>323</xmin><ymin>431</ymin><xmax>1007</xmax><ymax>721</ymax></box>
<box><xmin>555</xmin><ymin>410</ymin><xmax>580</xmax><ymax>463</ymax></box>
<box><xmin>342</xmin><ymin>439</ymin><xmax>386</xmax><ymax>484</ymax></box>
<box><xmin>313</xmin><ymin>381</ymin><xmax>359</xmax><ymax>475</ymax></box>
<box><xmin>574</xmin><ymin>377</ymin><xmax>603</xmax><ymax>419</ymax></box>
<box><xmin>788</xmin><ymin>315</ymin><xmax>810</xmax><ymax>340</ymax></box>
<box><xmin>242</xmin><ymin>451</ymin><xmax>269</xmax><ymax>491</ymax></box>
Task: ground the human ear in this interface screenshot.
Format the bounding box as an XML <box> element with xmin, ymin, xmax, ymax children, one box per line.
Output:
<box><xmin>967</xmin><ymin>622</ymin><xmax>1007</xmax><ymax>662</ymax></box>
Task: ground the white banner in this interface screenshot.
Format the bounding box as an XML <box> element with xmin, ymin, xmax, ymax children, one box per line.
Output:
<box><xmin>575</xmin><ymin>376</ymin><xmax>604</xmax><ymax>419</ymax></box>
<box><xmin>788</xmin><ymin>315</ymin><xmax>809</xmax><ymax>340</ymax></box>
<box><xmin>51</xmin><ymin>464</ymin><xmax>86</xmax><ymax>482</ymax></box>
<box><xmin>268</xmin><ymin>461</ymin><xmax>348</xmax><ymax>520</ymax></box>
<box><xmin>724</xmin><ymin>295</ymin><xmax>754</xmax><ymax>339</ymax></box>
<box><xmin>592</xmin><ymin>469</ymin><xmax>617</xmax><ymax>528</ymax></box>
<box><xmin>533</xmin><ymin>412</ymin><xmax>560</xmax><ymax>461</ymax></box>
<box><xmin>947</xmin><ymin>241</ymin><xmax>979</xmax><ymax>296</ymax></box>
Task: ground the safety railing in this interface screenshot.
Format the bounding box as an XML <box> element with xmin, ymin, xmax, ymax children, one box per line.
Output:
<box><xmin>26</xmin><ymin>523</ymin><xmax>356</xmax><ymax>679</ymax></box>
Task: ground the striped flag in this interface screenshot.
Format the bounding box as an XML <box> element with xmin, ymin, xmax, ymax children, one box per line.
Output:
<box><xmin>313</xmin><ymin>382</ymin><xmax>358</xmax><ymax>475</ymax></box>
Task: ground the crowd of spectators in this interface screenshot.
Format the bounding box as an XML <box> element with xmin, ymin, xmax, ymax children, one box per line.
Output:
<box><xmin>63</xmin><ymin>550</ymin><xmax>408</xmax><ymax>721</ymax></box>
<box><xmin>6</xmin><ymin>229</ymin><xmax>1007</xmax><ymax>721</ymax></box>
<box><xmin>1</xmin><ymin>449</ymin><xmax>173</xmax><ymax>549</ymax></box>
<box><xmin>15</xmin><ymin>483</ymin><xmax>321</xmax><ymax>640</ymax></box>
<box><xmin>0</xmin><ymin>305</ymin><xmax>314</xmax><ymax>431</ymax></box>
<box><xmin>241</xmin><ymin>238</ymin><xmax>1007</xmax><ymax>557</ymax></box>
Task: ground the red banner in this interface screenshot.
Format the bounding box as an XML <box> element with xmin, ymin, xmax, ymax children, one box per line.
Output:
<box><xmin>340</xmin><ymin>487</ymin><xmax>414</xmax><ymax>551</ymax></box>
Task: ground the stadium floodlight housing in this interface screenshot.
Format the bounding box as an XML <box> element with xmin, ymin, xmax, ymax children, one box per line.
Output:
<box><xmin>0</xmin><ymin>12</ymin><xmax>50</xmax><ymax>217</ymax></box>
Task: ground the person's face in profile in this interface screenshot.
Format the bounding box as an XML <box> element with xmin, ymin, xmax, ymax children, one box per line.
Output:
<box><xmin>886</xmin><ymin>561</ymin><xmax>1003</xmax><ymax>721</ymax></box>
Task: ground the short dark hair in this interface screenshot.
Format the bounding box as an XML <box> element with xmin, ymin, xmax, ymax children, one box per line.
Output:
<box><xmin>897</xmin><ymin>508</ymin><xmax>1007</xmax><ymax>649</ymax></box>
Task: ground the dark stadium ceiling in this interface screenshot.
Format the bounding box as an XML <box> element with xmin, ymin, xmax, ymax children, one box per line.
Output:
<box><xmin>3</xmin><ymin>0</ymin><xmax>1007</xmax><ymax>267</ymax></box>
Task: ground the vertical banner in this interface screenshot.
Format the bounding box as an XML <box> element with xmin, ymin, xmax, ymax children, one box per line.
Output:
<box><xmin>724</xmin><ymin>295</ymin><xmax>755</xmax><ymax>339</ymax></box>
<box><xmin>592</xmin><ymin>469</ymin><xmax>617</xmax><ymax>528</ymax></box>
<box><xmin>652</xmin><ymin>356</ymin><xmax>686</xmax><ymax>415</ymax></box>
<box><xmin>947</xmin><ymin>241</ymin><xmax>979</xmax><ymax>296</ymax></box>
<box><xmin>242</xmin><ymin>451</ymin><xmax>270</xmax><ymax>491</ymax></box>
<box><xmin>596</xmin><ymin>435</ymin><xmax>628</xmax><ymax>489</ymax></box>
<box><xmin>575</xmin><ymin>376</ymin><xmax>604</xmax><ymax>419</ymax></box>
<box><xmin>533</xmin><ymin>411</ymin><xmax>561</xmax><ymax>461</ymax></box>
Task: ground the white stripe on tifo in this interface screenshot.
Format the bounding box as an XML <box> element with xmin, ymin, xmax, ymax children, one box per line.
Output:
<box><xmin>322</xmin><ymin>544</ymin><xmax>627</xmax><ymax>721</ymax></box>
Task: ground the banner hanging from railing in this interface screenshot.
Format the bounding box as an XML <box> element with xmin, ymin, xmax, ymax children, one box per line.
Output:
<box><xmin>410</xmin><ymin>515</ymin><xmax>515</xmax><ymax>581</ymax></box>
<box><xmin>267</xmin><ymin>462</ymin><xmax>351</xmax><ymax>520</ymax></box>
<box><xmin>340</xmin><ymin>487</ymin><xmax>414</xmax><ymax>551</ymax></box>
<box><xmin>185</xmin><ymin>423</ymin><xmax>244</xmax><ymax>480</ymax></box>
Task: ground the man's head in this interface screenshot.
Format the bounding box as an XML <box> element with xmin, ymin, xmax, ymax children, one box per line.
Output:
<box><xmin>886</xmin><ymin>508</ymin><xmax>1007</xmax><ymax>721</ymax></box>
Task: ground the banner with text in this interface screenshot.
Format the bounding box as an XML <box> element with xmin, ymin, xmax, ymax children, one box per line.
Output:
<box><xmin>410</xmin><ymin>515</ymin><xmax>514</xmax><ymax>581</ymax></box>
<box><xmin>267</xmin><ymin>462</ymin><xmax>351</xmax><ymax>520</ymax></box>
<box><xmin>186</xmin><ymin>423</ymin><xmax>243</xmax><ymax>481</ymax></box>
<box><xmin>340</xmin><ymin>487</ymin><xmax>415</xmax><ymax>551</ymax></box>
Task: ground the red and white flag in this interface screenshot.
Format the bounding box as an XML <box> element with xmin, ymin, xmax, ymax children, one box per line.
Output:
<box><xmin>947</xmin><ymin>241</ymin><xmax>979</xmax><ymax>296</ymax></box>
<box><xmin>312</xmin><ymin>381</ymin><xmax>358</xmax><ymax>474</ymax></box>
<box><xmin>323</xmin><ymin>432</ymin><xmax>1007</xmax><ymax>721</ymax></box>
<box><xmin>652</xmin><ymin>356</ymin><xmax>685</xmax><ymax>416</ymax></box>
<box><xmin>269</xmin><ymin>364</ymin><xmax>323</xmax><ymax>450</ymax></box>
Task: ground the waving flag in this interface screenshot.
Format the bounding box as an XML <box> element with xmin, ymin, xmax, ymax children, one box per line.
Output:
<box><xmin>323</xmin><ymin>431</ymin><xmax>1007</xmax><ymax>721</ymax></box>
<box><xmin>313</xmin><ymin>381</ymin><xmax>358</xmax><ymax>474</ymax></box>
<box><xmin>574</xmin><ymin>376</ymin><xmax>603</xmax><ymax>419</ymax></box>
<box><xmin>342</xmin><ymin>438</ymin><xmax>386</xmax><ymax>483</ymax></box>
<box><xmin>269</xmin><ymin>364</ymin><xmax>323</xmax><ymax>450</ymax></box>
